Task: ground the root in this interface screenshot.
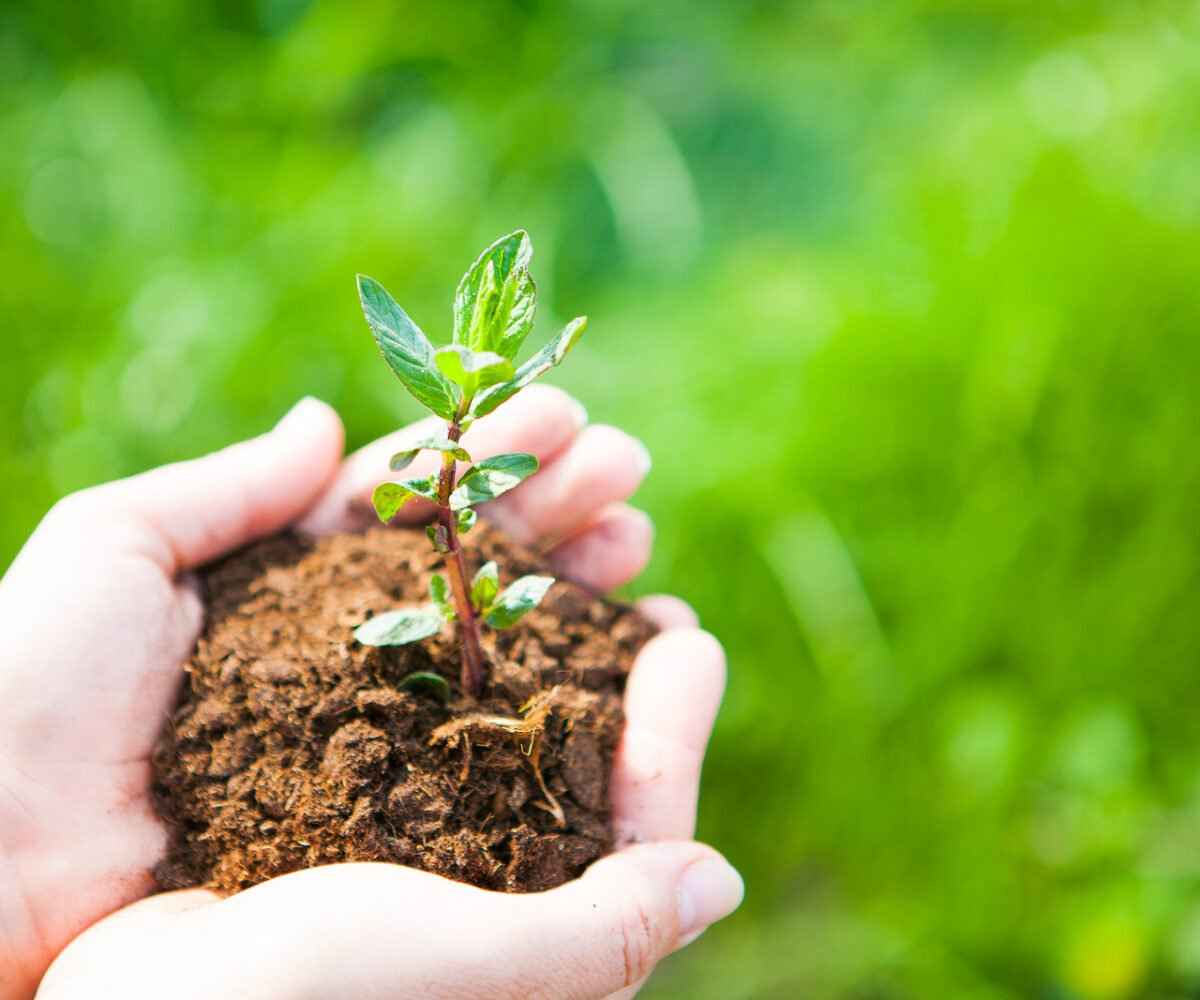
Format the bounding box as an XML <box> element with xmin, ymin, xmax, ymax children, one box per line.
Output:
<box><xmin>429</xmin><ymin>687</ymin><xmax>561</xmax><ymax>749</ymax></box>
<box><xmin>430</xmin><ymin>688</ymin><xmax>567</xmax><ymax>826</ymax></box>
<box><xmin>529</xmin><ymin>754</ymin><xmax>566</xmax><ymax>829</ymax></box>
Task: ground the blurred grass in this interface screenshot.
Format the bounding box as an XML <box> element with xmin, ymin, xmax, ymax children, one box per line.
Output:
<box><xmin>7</xmin><ymin>1</ymin><xmax>1200</xmax><ymax>996</ymax></box>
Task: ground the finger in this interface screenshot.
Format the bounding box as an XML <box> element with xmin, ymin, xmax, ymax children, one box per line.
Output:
<box><xmin>42</xmin><ymin>847</ymin><xmax>741</xmax><ymax>1000</ymax></box>
<box><xmin>36</xmin><ymin>890</ymin><xmax>221</xmax><ymax>999</ymax></box>
<box><xmin>611</xmin><ymin>630</ymin><xmax>727</xmax><ymax>844</ymax></box>
<box><xmin>635</xmin><ymin>594</ymin><xmax>700</xmax><ymax>631</ymax></box>
<box><xmin>488</xmin><ymin>423</ymin><xmax>651</xmax><ymax>545</ymax></box>
<box><xmin>547</xmin><ymin>504</ymin><xmax>653</xmax><ymax>591</ymax></box>
<box><xmin>103</xmin><ymin>397</ymin><xmax>344</xmax><ymax>573</ymax></box>
<box><xmin>504</xmin><ymin>842</ymin><xmax>743</xmax><ymax>997</ymax></box>
<box><xmin>299</xmin><ymin>384</ymin><xmax>586</xmax><ymax>535</ymax></box>
<box><xmin>103</xmin><ymin>888</ymin><xmax>220</xmax><ymax>918</ymax></box>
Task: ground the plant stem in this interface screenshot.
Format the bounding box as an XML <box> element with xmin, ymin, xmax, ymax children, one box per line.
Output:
<box><xmin>436</xmin><ymin>420</ymin><xmax>487</xmax><ymax>698</ymax></box>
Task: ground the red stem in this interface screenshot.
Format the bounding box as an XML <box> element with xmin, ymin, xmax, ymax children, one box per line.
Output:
<box><xmin>436</xmin><ymin>420</ymin><xmax>486</xmax><ymax>698</ymax></box>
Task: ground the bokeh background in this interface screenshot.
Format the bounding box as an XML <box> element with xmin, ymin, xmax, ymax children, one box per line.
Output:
<box><xmin>6</xmin><ymin>1</ymin><xmax>1200</xmax><ymax>996</ymax></box>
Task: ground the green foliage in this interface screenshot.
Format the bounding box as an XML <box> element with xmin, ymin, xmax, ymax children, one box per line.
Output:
<box><xmin>357</xmin><ymin>275</ymin><xmax>458</xmax><ymax>419</ymax></box>
<box><xmin>454</xmin><ymin>230</ymin><xmax>536</xmax><ymax>358</ymax></box>
<box><xmin>484</xmin><ymin>575</ymin><xmax>554</xmax><ymax>629</ymax></box>
<box><xmin>354</xmin><ymin>606</ymin><xmax>444</xmax><ymax>646</ymax></box>
<box><xmin>397</xmin><ymin>671</ymin><xmax>451</xmax><ymax>703</ymax></box>
<box><xmin>357</xmin><ymin>228</ymin><xmax>583</xmax><ymax>431</ymax></box>
<box><xmin>389</xmin><ymin>437</ymin><xmax>472</xmax><ymax>472</ymax></box>
<box><xmin>449</xmin><ymin>453</ymin><xmax>538</xmax><ymax>510</ymax></box>
<box><xmin>357</xmin><ymin>236</ymin><xmax>559</xmax><ymax>696</ymax></box>
<box><xmin>371</xmin><ymin>476</ymin><xmax>438</xmax><ymax>523</ymax></box>
<box><xmin>434</xmin><ymin>344</ymin><xmax>514</xmax><ymax>397</ymax></box>
<box><xmin>470</xmin><ymin>560</ymin><xmax>499</xmax><ymax>611</ymax></box>
<box><xmin>471</xmin><ymin>317</ymin><xmax>587</xmax><ymax>418</ymax></box>
<box><xmin>429</xmin><ymin>573</ymin><xmax>454</xmax><ymax>619</ymax></box>
<box><xmin>360</xmin><ymin>229</ymin><xmax>580</xmax><ymax>423</ymax></box>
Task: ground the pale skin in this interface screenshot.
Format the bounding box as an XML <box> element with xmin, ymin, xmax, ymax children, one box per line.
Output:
<box><xmin>0</xmin><ymin>386</ymin><xmax>742</xmax><ymax>1000</ymax></box>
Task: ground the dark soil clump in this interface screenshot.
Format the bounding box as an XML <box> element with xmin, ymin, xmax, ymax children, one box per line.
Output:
<box><xmin>151</xmin><ymin>523</ymin><xmax>655</xmax><ymax>895</ymax></box>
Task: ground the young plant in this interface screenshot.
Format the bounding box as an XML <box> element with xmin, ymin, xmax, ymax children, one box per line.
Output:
<box><xmin>352</xmin><ymin>230</ymin><xmax>586</xmax><ymax>698</ymax></box>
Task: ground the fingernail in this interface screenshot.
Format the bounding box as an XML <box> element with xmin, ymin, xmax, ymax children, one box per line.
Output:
<box><xmin>633</xmin><ymin>439</ymin><xmax>652</xmax><ymax>477</ymax></box>
<box><xmin>275</xmin><ymin>396</ymin><xmax>323</xmax><ymax>433</ymax></box>
<box><xmin>568</xmin><ymin>398</ymin><xmax>588</xmax><ymax>428</ymax></box>
<box><xmin>677</xmin><ymin>857</ymin><xmax>744</xmax><ymax>937</ymax></box>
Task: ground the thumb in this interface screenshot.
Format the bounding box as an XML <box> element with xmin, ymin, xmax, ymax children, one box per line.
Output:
<box><xmin>502</xmin><ymin>842</ymin><xmax>744</xmax><ymax>998</ymax></box>
<box><xmin>39</xmin><ymin>847</ymin><xmax>742</xmax><ymax>1000</ymax></box>
<box><xmin>106</xmin><ymin>397</ymin><xmax>344</xmax><ymax>572</ymax></box>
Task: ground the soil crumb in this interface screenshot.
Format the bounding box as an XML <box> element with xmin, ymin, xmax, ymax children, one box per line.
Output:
<box><xmin>151</xmin><ymin>523</ymin><xmax>655</xmax><ymax>894</ymax></box>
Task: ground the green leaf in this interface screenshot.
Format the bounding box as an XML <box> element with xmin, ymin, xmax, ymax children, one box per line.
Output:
<box><xmin>485</xmin><ymin>575</ymin><xmax>555</xmax><ymax>629</ymax></box>
<box><xmin>495</xmin><ymin>267</ymin><xmax>536</xmax><ymax>360</ymax></box>
<box><xmin>449</xmin><ymin>452</ymin><xmax>539</xmax><ymax>510</ymax></box>
<box><xmin>429</xmin><ymin>573</ymin><xmax>451</xmax><ymax>606</ymax></box>
<box><xmin>398</xmin><ymin>671</ymin><xmax>451</xmax><ymax>703</ymax></box>
<box><xmin>372</xmin><ymin>476</ymin><xmax>439</xmax><ymax>523</ymax></box>
<box><xmin>466</xmin><ymin>259</ymin><xmax>501</xmax><ymax>351</ymax></box>
<box><xmin>358</xmin><ymin>275</ymin><xmax>459</xmax><ymax>419</ymax></box>
<box><xmin>354</xmin><ymin>605</ymin><xmax>445</xmax><ymax>646</ymax></box>
<box><xmin>456</xmin><ymin>508</ymin><xmax>477</xmax><ymax>533</ymax></box>
<box><xmin>389</xmin><ymin>436</ymin><xmax>472</xmax><ymax>472</ymax></box>
<box><xmin>470</xmin><ymin>560</ymin><xmax>499</xmax><ymax>612</ymax></box>
<box><xmin>454</xmin><ymin>231</ymin><xmax>533</xmax><ymax>353</ymax></box>
<box><xmin>434</xmin><ymin>345</ymin><xmax>515</xmax><ymax>398</ymax></box>
<box><xmin>472</xmin><ymin>316</ymin><xmax>587</xmax><ymax>418</ymax></box>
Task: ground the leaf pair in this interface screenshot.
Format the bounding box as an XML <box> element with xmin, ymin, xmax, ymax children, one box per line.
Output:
<box><xmin>352</xmin><ymin>566</ymin><xmax>553</xmax><ymax>646</ymax></box>
<box><xmin>359</xmin><ymin>230</ymin><xmax>586</xmax><ymax>420</ymax></box>
<box><xmin>469</xmin><ymin>561</ymin><xmax>554</xmax><ymax>629</ymax></box>
<box><xmin>371</xmin><ymin>452</ymin><xmax>538</xmax><ymax>524</ymax></box>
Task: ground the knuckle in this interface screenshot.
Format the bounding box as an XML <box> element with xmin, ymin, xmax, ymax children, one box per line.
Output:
<box><xmin>616</xmin><ymin>896</ymin><xmax>662</xmax><ymax>987</ymax></box>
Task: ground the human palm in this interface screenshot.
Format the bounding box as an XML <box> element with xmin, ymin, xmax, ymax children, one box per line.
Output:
<box><xmin>0</xmin><ymin>389</ymin><xmax>739</xmax><ymax>1000</ymax></box>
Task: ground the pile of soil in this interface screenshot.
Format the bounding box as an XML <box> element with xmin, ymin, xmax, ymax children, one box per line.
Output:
<box><xmin>151</xmin><ymin>523</ymin><xmax>655</xmax><ymax>895</ymax></box>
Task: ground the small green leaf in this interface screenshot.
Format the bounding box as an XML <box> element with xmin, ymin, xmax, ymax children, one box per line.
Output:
<box><xmin>449</xmin><ymin>453</ymin><xmax>539</xmax><ymax>510</ymax></box>
<box><xmin>434</xmin><ymin>345</ymin><xmax>515</xmax><ymax>397</ymax></box>
<box><xmin>454</xmin><ymin>231</ymin><xmax>533</xmax><ymax>352</ymax></box>
<box><xmin>472</xmin><ymin>316</ymin><xmax>587</xmax><ymax>418</ymax></box>
<box><xmin>457</xmin><ymin>508</ymin><xmax>477</xmax><ymax>533</ymax></box>
<box><xmin>398</xmin><ymin>671</ymin><xmax>451</xmax><ymax>703</ymax></box>
<box><xmin>389</xmin><ymin>437</ymin><xmax>472</xmax><ymax>472</ymax></box>
<box><xmin>470</xmin><ymin>561</ymin><xmax>499</xmax><ymax>612</ymax></box>
<box><xmin>357</xmin><ymin>275</ymin><xmax>459</xmax><ymax>419</ymax></box>
<box><xmin>429</xmin><ymin>573</ymin><xmax>456</xmax><ymax>621</ymax></box>
<box><xmin>485</xmin><ymin>575</ymin><xmax>555</xmax><ymax>629</ymax></box>
<box><xmin>372</xmin><ymin>476</ymin><xmax>439</xmax><ymax>523</ymax></box>
<box><xmin>354</xmin><ymin>605</ymin><xmax>445</xmax><ymax>646</ymax></box>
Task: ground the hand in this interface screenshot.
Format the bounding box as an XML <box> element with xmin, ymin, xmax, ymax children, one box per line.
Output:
<box><xmin>0</xmin><ymin>388</ymin><xmax>741</xmax><ymax>999</ymax></box>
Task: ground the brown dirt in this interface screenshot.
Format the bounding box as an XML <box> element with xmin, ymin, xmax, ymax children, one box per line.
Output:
<box><xmin>151</xmin><ymin>523</ymin><xmax>655</xmax><ymax>895</ymax></box>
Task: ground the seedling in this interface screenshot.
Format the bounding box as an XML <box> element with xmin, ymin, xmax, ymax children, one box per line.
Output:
<box><xmin>353</xmin><ymin>230</ymin><xmax>586</xmax><ymax>698</ymax></box>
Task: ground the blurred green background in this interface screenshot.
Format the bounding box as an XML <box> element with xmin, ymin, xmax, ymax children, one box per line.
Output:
<box><xmin>6</xmin><ymin>1</ymin><xmax>1200</xmax><ymax>996</ymax></box>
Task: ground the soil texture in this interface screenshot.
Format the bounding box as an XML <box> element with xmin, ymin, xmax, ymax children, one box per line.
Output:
<box><xmin>151</xmin><ymin>523</ymin><xmax>654</xmax><ymax>895</ymax></box>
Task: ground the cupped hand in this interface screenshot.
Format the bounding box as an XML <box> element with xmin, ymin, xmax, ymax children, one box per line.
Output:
<box><xmin>0</xmin><ymin>389</ymin><xmax>740</xmax><ymax>1000</ymax></box>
